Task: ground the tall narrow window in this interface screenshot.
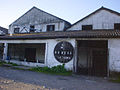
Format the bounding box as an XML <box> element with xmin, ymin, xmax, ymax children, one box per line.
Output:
<box><xmin>82</xmin><ymin>25</ymin><xmax>93</xmax><ymax>30</ymax></box>
<box><xmin>47</xmin><ymin>25</ymin><xmax>55</xmax><ymax>31</ymax></box>
<box><xmin>14</xmin><ymin>28</ymin><xmax>20</xmax><ymax>33</ymax></box>
<box><xmin>114</xmin><ymin>23</ymin><xmax>120</xmax><ymax>30</ymax></box>
<box><xmin>30</xmin><ymin>25</ymin><xmax>35</xmax><ymax>32</ymax></box>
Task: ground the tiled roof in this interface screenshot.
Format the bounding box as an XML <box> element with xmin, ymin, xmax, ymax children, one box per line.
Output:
<box><xmin>0</xmin><ymin>26</ymin><xmax>8</xmax><ymax>34</ymax></box>
<box><xmin>0</xmin><ymin>30</ymin><xmax>120</xmax><ymax>40</ymax></box>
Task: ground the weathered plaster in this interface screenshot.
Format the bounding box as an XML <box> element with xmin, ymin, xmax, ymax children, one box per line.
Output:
<box><xmin>108</xmin><ymin>39</ymin><xmax>120</xmax><ymax>72</ymax></box>
<box><xmin>0</xmin><ymin>39</ymin><xmax>75</xmax><ymax>70</ymax></box>
<box><xmin>68</xmin><ymin>10</ymin><xmax>120</xmax><ymax>30</ymax></box>
<box><xmin>9</xmin><ymin>7</ymin><xmax>70</xmax><ymax>34</ymax></box>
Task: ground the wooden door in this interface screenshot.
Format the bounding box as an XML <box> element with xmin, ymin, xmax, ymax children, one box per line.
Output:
<box><xmin>77</xmin><ymin>48</ymin><xmax>89</xmax><ymax>75</ymax></box>
<box><xmin>77</xmin><ymin>48</ymin><xmax>108</xmax><ymax>77</ymax></box>
<box><xmin>25</xmin><ymin>48</ymin><xmax>36</xmax><ymax>62</ymax></box>
<box><xmin>91</xmin><ymin>48</ymin><xmax>108</xmax><ymax>77</ymax></box>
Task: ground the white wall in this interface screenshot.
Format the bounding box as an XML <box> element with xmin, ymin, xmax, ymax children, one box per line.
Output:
<box><xmin>2</xmin><ymin>38</ymin><xmax>120</xmax><ymax>72</ymax></box>
<box><xmin>8</xmin><ymin>7</ymin><xmax>70</xmax><ymax>34</ymax></box>
<box><xmin>108</xmin><ymin>39</ymin><xmax>120</xmax><ymax>72</ymax></box>
<box><xmin>0</xmin><ymin>39</ymin><xmax>75</xmax><ymax>70</ymax></box>
<box><xmin>9</xmin><ymin>22</ymin><xmax>65</xmax><ymax>34</ymax></box>
<box><xmin>47</xmin><ymin>39</ymin><xmax>75</xmax><ymax>70</ymax></box>
<box><xmin>0</xmin><ymin>30</ymin><xmax>4</xmax><ymax>34</ymax></box>
<box><xmin>68</xmin><ymin>10</ymin><xmax>120</xmax><ymax>30</ymax></box>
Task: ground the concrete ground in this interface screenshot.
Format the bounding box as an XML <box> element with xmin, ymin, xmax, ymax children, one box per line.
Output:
<box><xmin>0</xmin><ymin>66</ymin><xmax>120</xmax><ymax>90</ymax></box>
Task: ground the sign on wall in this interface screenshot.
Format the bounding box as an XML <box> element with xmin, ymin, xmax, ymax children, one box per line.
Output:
<box><xmin>54</xmin><ymin>41</ymin><xmax>74</xmax><ymax>63</ymax></box>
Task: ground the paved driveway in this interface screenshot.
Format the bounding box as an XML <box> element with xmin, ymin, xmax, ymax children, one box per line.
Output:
<box><xmin>0</xmin><ymin>66</ymin><xmax>120</xmax><ymax>90</ymax></box>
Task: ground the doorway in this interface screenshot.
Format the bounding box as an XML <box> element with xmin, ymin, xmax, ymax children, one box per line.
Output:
<box><xmin>8</xmin><ymin>43</ymin><xmax>46</xmax><ymax>63</ymax></box>
<box><xmin>25</xmin><ymin>48</ymin><xmax>36</xmax><ymax>62</ymax></box>
<box><xmin>77</xmin><ymin>40</ymin><xmax>108</xmax><ymax>77</ymax></box>
<box><xmin>0</xmin><ymin>43</ymin><xmax>4</xmax><ymax>59</ymax></box>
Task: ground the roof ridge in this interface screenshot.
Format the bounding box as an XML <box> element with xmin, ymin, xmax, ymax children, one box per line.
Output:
<box><xmin>0</xmin><ymin>26</ymin><xmax>8</xmax><ymax>30</ymax></box>
<box><xmin>31</xmin><ymin>6</ymin><xmax>71</xmax><ymax>24</ymax></box>
<box><xmin>67</xmin><ymin>6</ymin><xmax>120</xmax><ymax>30</ymax></box>
<box><xmin>10</xmin><ymin>6</ymin><xmax>71</xmax><ymax>26</ymax></box>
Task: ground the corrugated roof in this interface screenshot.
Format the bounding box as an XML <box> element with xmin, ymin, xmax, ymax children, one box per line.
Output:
<box><xmin>0</xmin><ymin>30</ymin><xmax>120</xmax><ymax>40</ymax></box>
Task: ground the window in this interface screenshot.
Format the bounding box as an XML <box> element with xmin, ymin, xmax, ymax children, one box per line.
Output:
<box><xmin>14</xmin><ymin>28</ymin><xmax>20</xmax><ymax>33</ymax></box>
<box><xmin>82</xmin><ymin>25</ymin><xmax>93</xmax><ymax>30</ymax></box>
<box><xmin>30</xmin><ymin>25</ymin><xmax>35</xmax><ymax>32</ymax></box>
<box><xmin>114</xmin><ymin>23</ymin><xmax>120</xmax><ymax>30</ymax></box>
<box><xmin>47</xmin><ymin>25</ymin><xmax>55</xmax><ymax>31</ymax></box>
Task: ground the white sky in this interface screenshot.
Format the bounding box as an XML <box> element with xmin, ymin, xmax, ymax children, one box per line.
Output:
<box><xmin>0</xmin><ymin>0</ymin><xmax>119</xmax><ymax>28</ymax></box>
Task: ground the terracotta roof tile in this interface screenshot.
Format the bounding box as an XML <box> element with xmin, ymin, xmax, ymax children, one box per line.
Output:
<box><xmin>0</xmin><ymin>30</ymin><xmax>120</xmax><ymax>40</ymax></box>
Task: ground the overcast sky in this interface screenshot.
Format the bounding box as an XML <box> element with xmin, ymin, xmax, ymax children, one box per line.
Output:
<box><xmin>0</xmin><ymin>0</ymin><xmax>119</xmax><ymax>28</ymax></box>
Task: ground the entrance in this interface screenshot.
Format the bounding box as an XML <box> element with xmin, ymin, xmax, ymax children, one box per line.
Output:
<box><xmin>77</xmin><ymin>40</ymin><xmax>108</xmax><ymax>77</ymax></box>
<box><xmin>25</xmin><ymin>48</ymin><xmax>36</xmax><ymax>62</ymax></box>
<box><xmin>0</xmin><ymin>43</ymin><xmax>4</xmax><ymax>60</ymax></box>
<box><xmin>8</xmin><ymin>43</ymin><xmax>46</xmax><ymax>63</ymax></box>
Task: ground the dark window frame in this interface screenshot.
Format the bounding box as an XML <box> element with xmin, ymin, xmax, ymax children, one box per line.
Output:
<box><xmin>30</xmin><ymin>25</ymin><xmax>35</xmax><ymax>32</ymax></box>
<box><xmin>14</xmin><ymin>27</ymin><xmax>20</xmax><ymax>33</ymax></box>
<box><xmin>114</xmin><ymin>23</ymin><xmax>120</xmax><ymax>30</ymax></box>
<box><xmin>82</xmin><ymin>25</ymin><xmax>93</xmax><ymax>30</ymax></box>
<box><xmin>47</xmin><ymin>25</ymin><xmax>55</xmax><ymax>31</ymax></box>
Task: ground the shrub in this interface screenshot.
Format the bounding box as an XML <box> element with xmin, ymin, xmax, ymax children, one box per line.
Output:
<box><xmin>41</xmin><ymin>67</ymin><xmax>51</xmax><ymax>72</ymax></box>
<box><xmin>51</xmin><ymin>64</ymin><xmax>67</xmax><ymax>73</ymax></box>
<box><xmin>109</xmin><ymin>71</ymin><xmax>120</xmax><ymax>83</ymax></box>
<box><xmin>0</xmin><ymin>61</ymin><xmax>6</xmax><ymax>66</ymax></box>
<box><xmin>7</xmin><ymin>62</ymin><xmax>18</xmax><ymax>66</ymax></box>
<box><xmin>29</xmin><ymin>64</ymin><xmax>72</xmax><ymax>75</ymax></box>
<box><xmin>0</xmin><ymin>61</ymin><xmax>2</xmax><ymax>66</ymax></box>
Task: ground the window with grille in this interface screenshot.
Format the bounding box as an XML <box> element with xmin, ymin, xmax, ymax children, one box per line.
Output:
<box><xmin>14</xmin><ymin>28</ymin><xmax>20</xmax><ymax>33</ymax></box>
<box><xmin>47</xmin><ymin>25</ymin><xmax>55</xmax><ymax>31</ymax></box>
<box><xmin>30</xmin><ymin>25</ymin><xmax>35</xmax><ymax>32</ymax></box>
<box><xmin>114</xmin><ymin>23</ymin><xmax>120</xmax><ymax>30</ymax></box>
<box><xmin>82</xmin><ymin>25</ymin><xmax>93</xmax><ymax>30</ymax></box>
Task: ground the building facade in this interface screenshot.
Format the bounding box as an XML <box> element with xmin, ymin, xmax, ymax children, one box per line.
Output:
<box><xmin>9</xmin><ymin>7</ymin><xmax>71</xmax><ymax>34</ymax></box>
<box><xmin>0</xmin><ymin>26</ymin><xmax>8</xmax><ymax>60</ymax></box>
<box><xmin>0</xmin><ymin>6</ymin><xmax>120</xmax><ymax>77</ymax></box>
<box><xmin>0</xmin><ymin>26</ymin><xmax>8</xmax><ymax>35</ymax></box>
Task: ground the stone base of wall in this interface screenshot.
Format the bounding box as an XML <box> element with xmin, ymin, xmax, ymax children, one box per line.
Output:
<box><xmin>109</xmin><ymin>71</ymin><xmax>120</xmax><ymax>77</ymax></box>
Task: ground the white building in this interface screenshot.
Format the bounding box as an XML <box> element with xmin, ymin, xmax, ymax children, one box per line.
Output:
<box><xmin>0</xmin><ymin>26</ymin><xmax>8</xmax><ymax>59</ymax></box>
<box><xmin>9</xmin><ymin>6</ymin><xmax>71</xmax><ymax>34</ymax></box>
<box><xmin>0</xmin><ymin>6</ymin><xmax>120</xmax><ymax>77</ymax></box>
<box><xmin>0</xmin><ymin>26</ymin><xmax>8</xmax><ymax>35</ymax></box>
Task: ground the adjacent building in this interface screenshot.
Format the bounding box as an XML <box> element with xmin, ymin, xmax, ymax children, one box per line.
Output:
<box><xmin>0</xmin><ymin>26</ymin><xmax>8</xmax><ymax>35</ymax></box>
<box><xmin>0</xmin><ymin>26</ymin><xmax>8</xmax><ymax>59</ymax></box>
